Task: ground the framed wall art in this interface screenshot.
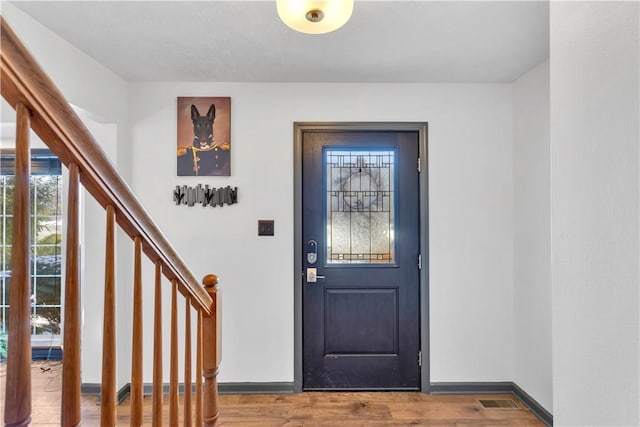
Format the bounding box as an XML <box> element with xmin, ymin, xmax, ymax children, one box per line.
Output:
<box><xmin>177</xmin><ymin>96</ymin><xmax>231</xmax><ymax>176</ymax></box>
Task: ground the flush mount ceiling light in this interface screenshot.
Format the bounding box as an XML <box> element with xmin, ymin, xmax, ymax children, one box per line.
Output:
<box><xmin>276</xmin><ymin>0</ymin><xmax>354</xmax><ymax>34</ymax></box>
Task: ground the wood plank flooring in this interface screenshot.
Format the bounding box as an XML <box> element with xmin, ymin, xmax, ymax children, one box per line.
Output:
<box><xmin>1</xmin><ymin>361</ymin><xmax>544</xmax><ymax>426</ymax></box>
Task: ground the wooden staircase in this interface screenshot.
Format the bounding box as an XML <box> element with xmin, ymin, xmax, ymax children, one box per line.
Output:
<box><xmin>1</xmin><ymin>16</ymin><xmax>221</xmax><ymax>426</ymax></box>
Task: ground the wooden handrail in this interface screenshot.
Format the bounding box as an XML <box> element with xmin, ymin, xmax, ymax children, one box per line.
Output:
<box><xmin>0</xmin><ymin>16</ymin><xmax>212</xmax><ymax>314</ymax></box>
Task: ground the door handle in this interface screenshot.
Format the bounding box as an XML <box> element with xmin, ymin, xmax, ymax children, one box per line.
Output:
<box><xmin>307</xmin><ymin>268</ymin><xmax>325</xmax><ymax>283</ymax></box>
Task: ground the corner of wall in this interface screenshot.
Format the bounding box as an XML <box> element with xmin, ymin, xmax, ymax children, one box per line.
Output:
<box><xmin>512</xmin><ymin>59</ymin><xmax>552</xmax><ymax>413</ymax></box>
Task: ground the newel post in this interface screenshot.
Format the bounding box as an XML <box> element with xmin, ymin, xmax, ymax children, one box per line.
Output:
<box><xmin>202</xmin><ymin>274</ymin><xmax>221</xmax><ymax>426</ymax></box>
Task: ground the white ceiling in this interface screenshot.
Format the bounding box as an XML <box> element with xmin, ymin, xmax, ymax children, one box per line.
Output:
<box><xmin>10</xmin><ymin>0</ymin><xmax>549</xmax><ymax>83</ymax></box>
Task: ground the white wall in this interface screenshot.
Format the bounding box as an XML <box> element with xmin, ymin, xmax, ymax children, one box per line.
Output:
<box><xmin>551</xmin><ymin>2</ymin><xmax>639</xmax><ymax>426</ymax></box>
<box><xmin>1</xmin><ymin>3</ymin><xmax>131</xmax><ymax>389</ymax></box>
<box><xmin>79</xmin><ymin>119</ymin><xmax>118</xmax><ymax>383</ymax></box>
<box><xmin>0</xmin><ymin>3</ymin><xmax>126</xmax><ymax>126</ymax></box>
<box><xmin>513</xmin><ymin>61</ymin><xmax>552</xmax><ymax>412</ymax></box>
<box><xmin>127</xmin><ymin>82</ymin><xmax>514</xmax><ymax>383</ymax></box>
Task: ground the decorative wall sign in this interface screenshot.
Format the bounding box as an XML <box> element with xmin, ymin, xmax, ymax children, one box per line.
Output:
<box><xmin>177</xmin><ymin>97</ymin><xmax>231</xmax><ymax>176</ymax></box>
<box><xmin>173</xmin><ymin>185</ymin><xmax>238</xmax><ymax>207</ymax></box>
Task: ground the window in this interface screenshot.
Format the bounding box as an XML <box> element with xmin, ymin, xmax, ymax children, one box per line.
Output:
<box><xmin>326</xmin><ymin>149</ymin><xmax>396</xmax><ymax>264</ymax></box>
<box><xmin>1</xmin><ymin>149</ymin><xmax>62</xmax><ymax>341</ymax></box>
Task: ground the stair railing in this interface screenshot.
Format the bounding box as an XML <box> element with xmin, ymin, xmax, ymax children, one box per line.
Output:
<box><xmin>1</xmin><ymin>16</ymin><xmax>221</xmax><ymax>426</ymax></box>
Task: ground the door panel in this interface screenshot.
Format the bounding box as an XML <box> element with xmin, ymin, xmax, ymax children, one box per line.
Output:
<box><xmin>324</xmin><ymin>287</ymin><xmax>398</xmax><ymax>355</ymax></box>
<box><xmin>302</xmin><ymin>130</ymin><xmax>420</xmax><ymax>390</ymax></box>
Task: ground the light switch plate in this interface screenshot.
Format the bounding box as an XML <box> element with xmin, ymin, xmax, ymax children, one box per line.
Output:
<box><xmin>258</xmin><ymin>220</ymin><xmax>274</xmax><ymax>236</ymax></box>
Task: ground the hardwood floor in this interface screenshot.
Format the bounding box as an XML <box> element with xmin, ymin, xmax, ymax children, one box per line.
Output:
<box><xmin>1</xmin><ymin>361</ymin><xmax>544</xmax><ymax>426</ymax></box>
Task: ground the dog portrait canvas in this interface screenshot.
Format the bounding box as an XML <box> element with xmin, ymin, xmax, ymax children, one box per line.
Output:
<box><xmin>177</xmin><ymin>96</ymin><xmax>231</xmax><ymax>176</ymax></box>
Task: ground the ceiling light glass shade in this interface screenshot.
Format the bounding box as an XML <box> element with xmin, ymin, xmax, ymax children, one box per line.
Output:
<box><xmin>276</xmin><ymin>0</ymin><xmax>354</xmax><ymax>34</ymax></box>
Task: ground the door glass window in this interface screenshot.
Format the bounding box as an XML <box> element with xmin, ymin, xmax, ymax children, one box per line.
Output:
<box><xmin>326</xmin><ymin>149</ymin><xmax>395</xmax><ymax>264</ymax></box>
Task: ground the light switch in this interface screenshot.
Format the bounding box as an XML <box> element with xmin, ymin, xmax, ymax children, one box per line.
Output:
<box><xmin>258</xmin><ymin>220</ymin><xmax>274</xmax><ymax>236</ymax></box>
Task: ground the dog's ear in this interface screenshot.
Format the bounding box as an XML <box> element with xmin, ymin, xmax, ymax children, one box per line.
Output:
<box><xmin>191</xmin><ymin>105</ymin><xmax>200</xmax><ymax>121</ymax></box>
<box><xmin>206</xmin><ymin>104</ymin><xmax>216</xmax><ymax>121</ymax></box>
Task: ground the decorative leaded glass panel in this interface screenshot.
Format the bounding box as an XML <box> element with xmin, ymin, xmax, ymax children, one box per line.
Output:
<box><xmin>326</xmin><ymin>150</ymin><xmax>395</xmax><ymax>264</ymax></box>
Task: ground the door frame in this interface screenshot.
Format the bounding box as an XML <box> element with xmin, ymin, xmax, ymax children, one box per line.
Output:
<box><xmin>293</xmin><ymin>122</ymin><xmax>430</xmax><ymax>392</ymax></box>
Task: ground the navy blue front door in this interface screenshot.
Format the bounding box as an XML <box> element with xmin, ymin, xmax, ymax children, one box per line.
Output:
<box><xmin>302</xmin><ymin>130</ymin><xmax>421</xmax><ymax>390</ymax></box>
